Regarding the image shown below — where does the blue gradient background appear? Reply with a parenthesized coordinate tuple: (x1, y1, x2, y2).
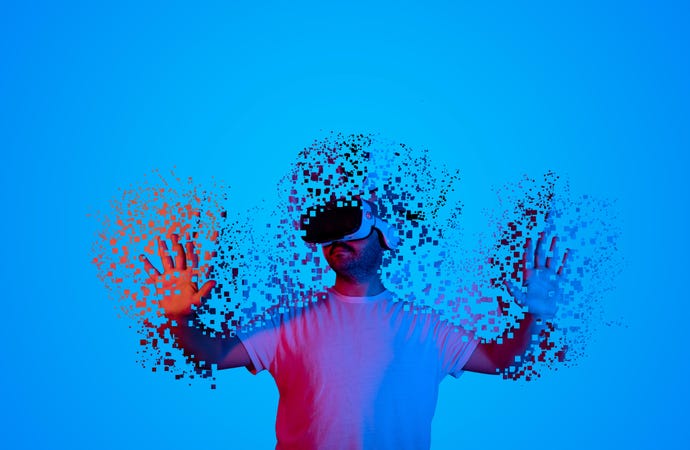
(1, 1, 688, 449)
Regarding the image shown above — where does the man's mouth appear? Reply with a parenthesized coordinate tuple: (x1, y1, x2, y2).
(330, 243, 353, 255)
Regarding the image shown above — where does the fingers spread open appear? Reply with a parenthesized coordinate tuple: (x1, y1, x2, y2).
(558, 248, 569, 275)
(503, 279, 516, 297)
(171, 234, 186, 270)
(157, 237, 174, 271)
(534, 232, 545, 268)
(503, 279, 526, 306)
(524, 237, 534, 274)
(195, 280, 217, 303)
(185, 241, 199, 269)
(139, 255, 160, 280)
(545, 236, 558, 269)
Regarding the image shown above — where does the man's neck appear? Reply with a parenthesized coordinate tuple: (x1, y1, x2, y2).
(333, 275, 385, 297)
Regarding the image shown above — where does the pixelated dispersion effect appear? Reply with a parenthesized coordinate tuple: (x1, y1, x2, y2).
(91, 170, 233, 384)
(92, 134, 620, 384)
(481, 172, 622, 380)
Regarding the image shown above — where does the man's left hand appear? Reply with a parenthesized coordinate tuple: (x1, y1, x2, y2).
(503, 232, 568, 318)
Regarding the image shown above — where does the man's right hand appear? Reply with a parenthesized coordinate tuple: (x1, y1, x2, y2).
(139, 234, 216, 318)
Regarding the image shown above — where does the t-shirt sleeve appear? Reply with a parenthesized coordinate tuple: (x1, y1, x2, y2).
(434, 318, 479, 378)
(235, 307, 283, 374)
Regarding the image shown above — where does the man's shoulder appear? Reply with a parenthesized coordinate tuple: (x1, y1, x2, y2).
(241, 291, 329, 327)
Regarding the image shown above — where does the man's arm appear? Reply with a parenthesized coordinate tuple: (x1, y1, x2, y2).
(140, 234, 251, 370)
(168, 313, 252, 370)
(463, 233, 566, 374)
(463, 313, 544, 374)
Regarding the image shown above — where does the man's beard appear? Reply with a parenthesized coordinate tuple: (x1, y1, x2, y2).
(329, 242, 382, 281)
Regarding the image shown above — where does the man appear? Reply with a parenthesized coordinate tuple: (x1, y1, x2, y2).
(140, 199, 564, 450)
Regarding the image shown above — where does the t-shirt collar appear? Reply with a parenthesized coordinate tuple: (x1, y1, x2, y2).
(327, 287, 392, 304)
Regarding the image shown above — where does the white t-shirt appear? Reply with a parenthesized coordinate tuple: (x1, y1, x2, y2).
(237, 288, 478, 450)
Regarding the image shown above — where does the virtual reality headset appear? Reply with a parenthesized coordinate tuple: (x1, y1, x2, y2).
(300, 199, 400, 250)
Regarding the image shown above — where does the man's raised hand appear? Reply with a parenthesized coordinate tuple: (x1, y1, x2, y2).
(139, 234, 216, 318)
(503, 232, 568, 318)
